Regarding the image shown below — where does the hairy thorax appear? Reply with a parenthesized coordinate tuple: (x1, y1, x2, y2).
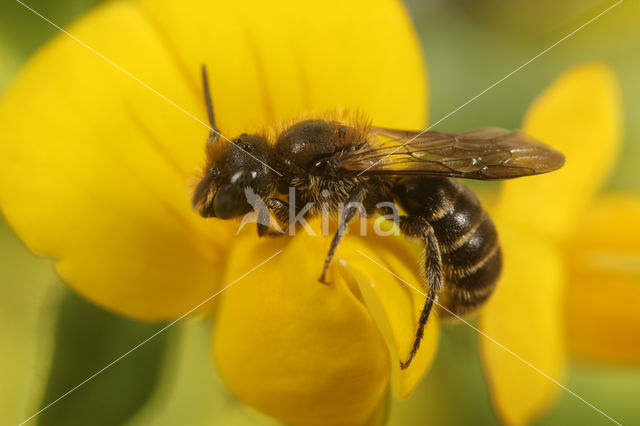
(288, 175, 365, 215)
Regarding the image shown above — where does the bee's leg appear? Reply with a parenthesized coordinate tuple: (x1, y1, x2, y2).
(397, 215, 442, 369)
(318, 185, 367, 284)
(257, 198, 290, 237)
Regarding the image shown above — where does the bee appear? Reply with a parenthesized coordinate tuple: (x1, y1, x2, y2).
(192, 66, 565, 369)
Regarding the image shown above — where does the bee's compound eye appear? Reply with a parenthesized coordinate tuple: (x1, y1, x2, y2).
(212, 169, 255, 219)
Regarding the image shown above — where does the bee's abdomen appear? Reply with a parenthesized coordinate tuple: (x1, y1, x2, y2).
(394, 177, 501, 316)
(439, 211, 501, 316)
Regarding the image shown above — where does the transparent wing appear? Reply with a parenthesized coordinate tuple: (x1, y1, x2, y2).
(337, 127, 565, 180)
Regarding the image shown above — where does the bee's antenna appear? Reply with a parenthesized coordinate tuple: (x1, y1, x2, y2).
(201, 64, 220, 144)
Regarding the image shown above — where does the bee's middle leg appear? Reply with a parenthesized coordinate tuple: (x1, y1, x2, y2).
(397, 215, 443, 369)
(318, 185, 367, 284)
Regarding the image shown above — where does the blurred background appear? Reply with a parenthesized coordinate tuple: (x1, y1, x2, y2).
(1, 0, 638, 425)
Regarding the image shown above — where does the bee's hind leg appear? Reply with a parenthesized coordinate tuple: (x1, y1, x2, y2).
(397, 215, 443, 369)
(318, 185, 367, 284)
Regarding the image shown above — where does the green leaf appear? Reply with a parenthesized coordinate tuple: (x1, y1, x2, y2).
(37, 286, 170, 426)
(128, 319, 280, 426)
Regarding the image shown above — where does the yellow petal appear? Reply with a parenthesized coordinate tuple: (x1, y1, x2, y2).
(565, 195, 640, 363)
(213, 223, 391, 426)
(498, 63, 622, 240)
(480, 217, 565, 425)
(0, 0, 426, 319)
(340, 224, 439, 399)
(0, 1, 235, 319)
(137, 0, 428, 132)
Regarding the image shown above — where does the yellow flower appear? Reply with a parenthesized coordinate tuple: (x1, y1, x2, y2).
(5, 0, 636, 423)
(565, 196, 640, 365)
(0, 0, 438, 424)
(479, 63, 640, 425)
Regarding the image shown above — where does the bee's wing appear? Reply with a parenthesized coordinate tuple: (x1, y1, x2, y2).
(337, 127, 565, 180)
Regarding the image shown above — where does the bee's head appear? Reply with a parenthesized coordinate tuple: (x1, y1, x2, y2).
(192, 133, 273, 219)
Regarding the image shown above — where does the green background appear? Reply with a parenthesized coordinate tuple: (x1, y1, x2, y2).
(1, 0, 638, 425)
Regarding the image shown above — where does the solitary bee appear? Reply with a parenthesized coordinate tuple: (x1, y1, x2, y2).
(192, 66, 565, 369)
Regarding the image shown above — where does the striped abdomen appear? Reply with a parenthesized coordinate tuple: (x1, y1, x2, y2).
(394, 177, 502, 316)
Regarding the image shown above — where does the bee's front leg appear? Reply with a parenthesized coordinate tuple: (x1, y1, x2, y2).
(257, 198, 290, 237)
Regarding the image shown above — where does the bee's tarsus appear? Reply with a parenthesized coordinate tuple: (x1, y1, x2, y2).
(317, 275, 331, 285)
